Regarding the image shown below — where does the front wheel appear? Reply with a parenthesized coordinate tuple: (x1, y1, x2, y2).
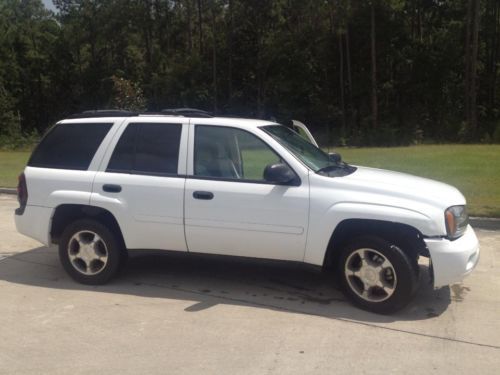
(59, 219, 122, 285)
(337, 236, 419, 314)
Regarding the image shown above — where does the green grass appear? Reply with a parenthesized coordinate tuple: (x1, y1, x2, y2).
(335, 144, 500, 217)
(241, 148, 280, 179)
(0, 151, 30, 188)
(1, 145, 499, 217)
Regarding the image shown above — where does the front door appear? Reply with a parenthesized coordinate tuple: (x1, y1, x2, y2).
(184, 124, 309, 261)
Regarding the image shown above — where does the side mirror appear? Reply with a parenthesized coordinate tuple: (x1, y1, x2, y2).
(263, 163, 297, 185)
(328, 152, 342, 163)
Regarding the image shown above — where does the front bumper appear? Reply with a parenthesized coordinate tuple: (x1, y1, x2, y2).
(425, 225, 480, 287)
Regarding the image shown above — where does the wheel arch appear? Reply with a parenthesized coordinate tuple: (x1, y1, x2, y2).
(50, 204, 125, 249)
(323, 218, 428, 269)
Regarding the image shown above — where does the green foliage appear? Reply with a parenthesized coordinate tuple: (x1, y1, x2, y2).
(0, 0, 499, 148)
(109, 76, 146, 111)
(493, 124, 500, 144)
(0, 86, 38, 150)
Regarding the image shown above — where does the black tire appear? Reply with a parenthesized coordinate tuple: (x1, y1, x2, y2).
(59, 219, 123, 285)
(337, 235, 419, 314)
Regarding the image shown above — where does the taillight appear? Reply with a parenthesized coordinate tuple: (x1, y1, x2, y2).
(17, 173, 28, 208)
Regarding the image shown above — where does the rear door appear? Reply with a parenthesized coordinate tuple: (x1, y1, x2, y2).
(91, 118, 188, 251)
(184, 123, 310, 261)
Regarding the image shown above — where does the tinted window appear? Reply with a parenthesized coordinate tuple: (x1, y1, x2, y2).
(28, 123, 113, 170)
(106, 124, 137, 172)
(107, 123, 182, 175)
(194, 126, 281, 181)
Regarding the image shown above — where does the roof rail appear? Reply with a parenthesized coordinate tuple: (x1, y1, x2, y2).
(161, 108, 213, 118)
(67, 108, 213, 119)
(67, 110, 139, 119)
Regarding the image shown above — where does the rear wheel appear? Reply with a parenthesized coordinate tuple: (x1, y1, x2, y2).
(59, 219, 122, 285)
(337, 236, 419, 314)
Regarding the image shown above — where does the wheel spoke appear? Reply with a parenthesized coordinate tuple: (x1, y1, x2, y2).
(360, 250, 370, 267)
(90, 234, 102, 246)
(345, 269, 358, 277)
(382, 284, 395, 294)
(360, 287, 370, 299)
(81, 256, 91, 267)
(379, 259, 391, 270)
(377, 272, 396, 294)
(77, 233, 87, 246)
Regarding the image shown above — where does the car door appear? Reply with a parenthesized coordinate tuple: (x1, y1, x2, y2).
(184, 123, 310, 261)
(91, 118, 188, 252)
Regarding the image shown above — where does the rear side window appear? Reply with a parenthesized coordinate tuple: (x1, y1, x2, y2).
(107, 122, 182, 175)
(28, 123, 113, 170)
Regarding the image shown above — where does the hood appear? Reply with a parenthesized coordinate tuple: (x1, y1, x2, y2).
(337, 166, 466, 210)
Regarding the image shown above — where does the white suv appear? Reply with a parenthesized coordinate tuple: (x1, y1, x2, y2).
(15, 109, 480, 314)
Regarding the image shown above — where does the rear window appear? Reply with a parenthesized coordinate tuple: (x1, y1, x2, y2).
(28, 123, 113, 170)
(107, 122, 182, 175)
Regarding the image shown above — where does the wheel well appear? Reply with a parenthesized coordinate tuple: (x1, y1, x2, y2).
(323, 219, 429, 269)
(51, 204, 125, 248)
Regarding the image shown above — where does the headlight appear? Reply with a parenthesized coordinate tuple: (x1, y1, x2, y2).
(445, 205, 468, 239)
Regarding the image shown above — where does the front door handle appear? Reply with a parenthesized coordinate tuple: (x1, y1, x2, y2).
(193, 191, 214, 200)
(103, 184, 122, 193)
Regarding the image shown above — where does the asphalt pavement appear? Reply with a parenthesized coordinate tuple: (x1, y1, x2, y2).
(0, 194, 499, 374)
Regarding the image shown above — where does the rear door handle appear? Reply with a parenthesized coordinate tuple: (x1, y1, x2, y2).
(103, 184, 122, 193)
(193, 191, 214, 200)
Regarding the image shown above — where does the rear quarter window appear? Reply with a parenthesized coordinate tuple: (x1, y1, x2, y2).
(28, 122, 113, 170)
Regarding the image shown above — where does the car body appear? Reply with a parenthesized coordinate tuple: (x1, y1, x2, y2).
(15, 110, 480, 313)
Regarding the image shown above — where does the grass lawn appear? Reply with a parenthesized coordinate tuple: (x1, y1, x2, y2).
(336, 144, 500, 217)
(0, 145, 498, 217)
(0, 151, 30, 188)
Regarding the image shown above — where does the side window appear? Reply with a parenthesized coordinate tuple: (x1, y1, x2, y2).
(194, 126, 282, 181)
(106, 123, 136, 172)
(28, 123, 113, 170)
(107, 122, 182, 175)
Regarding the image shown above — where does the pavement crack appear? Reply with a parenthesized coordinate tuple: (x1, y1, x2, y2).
(135, 278, 500, 351)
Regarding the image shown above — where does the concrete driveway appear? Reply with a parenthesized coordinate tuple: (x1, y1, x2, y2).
(0, 194, 499, 374)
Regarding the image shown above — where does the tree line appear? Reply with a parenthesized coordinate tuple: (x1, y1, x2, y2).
(0, 0, 499, 148)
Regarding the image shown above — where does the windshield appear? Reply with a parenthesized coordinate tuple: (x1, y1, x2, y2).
(262, 125, 334, 172)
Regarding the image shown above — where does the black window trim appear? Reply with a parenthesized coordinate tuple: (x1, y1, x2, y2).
(105, 121, 183, 177)
(105, 169, 183, 178)
(191, 124, 301, 187)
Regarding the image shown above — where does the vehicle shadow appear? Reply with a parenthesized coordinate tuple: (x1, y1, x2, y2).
(0, 246, 451, 323)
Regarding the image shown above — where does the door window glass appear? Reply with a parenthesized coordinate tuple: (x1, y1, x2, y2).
(107, 122, 182, 175)
(194, 126, 281, 181)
